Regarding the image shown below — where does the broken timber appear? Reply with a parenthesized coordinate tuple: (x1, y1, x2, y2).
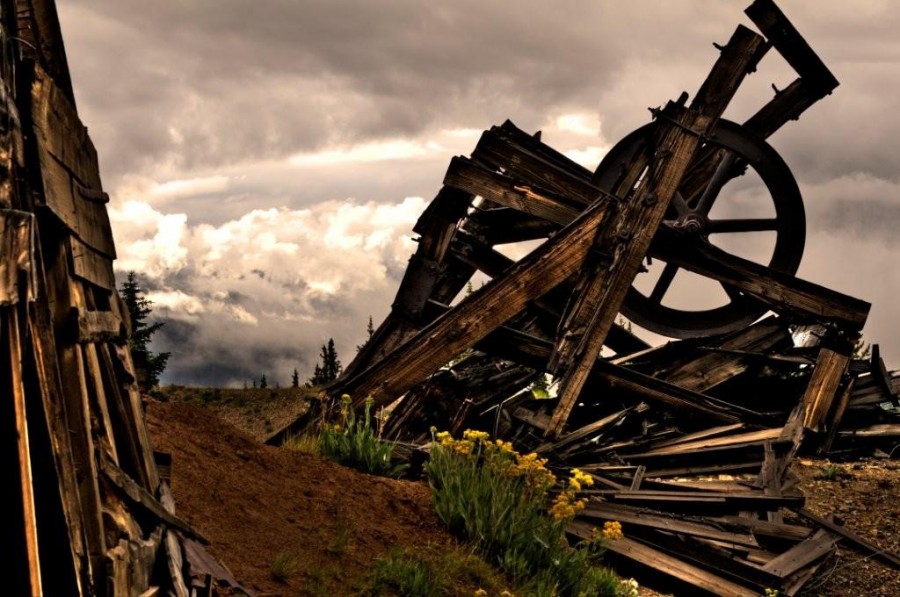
(262, 2, 900, 596)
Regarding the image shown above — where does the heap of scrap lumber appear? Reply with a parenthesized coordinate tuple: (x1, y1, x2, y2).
(271, 1, 900, 594)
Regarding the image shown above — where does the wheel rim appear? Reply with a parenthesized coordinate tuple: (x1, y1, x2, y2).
(593, 119, 806, 339)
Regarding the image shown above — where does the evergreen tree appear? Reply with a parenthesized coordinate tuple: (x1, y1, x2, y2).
(356, 315, 376, 352)
(308, 338, 342, 385)
(260, 374, 268, 389)
(291, 368, 300, 388)
(120, 272, 170, 392)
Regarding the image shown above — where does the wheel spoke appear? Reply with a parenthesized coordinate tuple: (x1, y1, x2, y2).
(649, 261, 679, 304)
(671, 191, 691, 217)
(708, 218, 779, 234)
(693, 150, 738, 214)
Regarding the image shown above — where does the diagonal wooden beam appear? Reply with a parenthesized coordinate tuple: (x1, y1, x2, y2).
(545, 26, 768, 438)
(333, 199, 610, 405)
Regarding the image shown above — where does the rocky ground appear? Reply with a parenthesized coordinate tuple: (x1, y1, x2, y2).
(147, 388, 900, 596)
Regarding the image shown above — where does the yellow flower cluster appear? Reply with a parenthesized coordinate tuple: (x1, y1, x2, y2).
(511, 452, 556, 490)
(601, 521, 623, 541)
(549, 491, 587, 521)
(567, 468, 594, 492)
(463, 429, 490, 442)
(548, 469, 595, 521)
(473, 589, 487, 597)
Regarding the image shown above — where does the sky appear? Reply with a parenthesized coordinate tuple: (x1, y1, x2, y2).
(58, 1, 900, 387)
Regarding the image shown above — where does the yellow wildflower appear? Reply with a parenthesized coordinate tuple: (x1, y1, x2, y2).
(602, 520, 623, 541)
(474, 590, 488, 597)
(340, 394, 352, 405)
(463, 429, 490, 442)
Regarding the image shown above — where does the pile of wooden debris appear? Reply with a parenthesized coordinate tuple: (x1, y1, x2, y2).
(272, 1, 900, 594)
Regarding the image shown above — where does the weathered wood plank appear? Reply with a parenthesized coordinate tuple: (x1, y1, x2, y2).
(762, 528, 839, 578)
(333, 199, 609, 404)
(796, 508, 900, 570)
(581, 502, 759, 548)
(0, 211, 37, 305)
(745, 0, 839, 93)
(655, 234, 870, 331)
(802, 348, 850, 431)
(546, 26, 768, 438)
(5, 307, 44, 596)
(73, 307, 123, 343)
(578, 530, 760, 597)
(100, 458, 206, 544)
(69, 235, 116, 290)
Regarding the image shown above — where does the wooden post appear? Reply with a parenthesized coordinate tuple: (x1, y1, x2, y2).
(545, 26, 768, 438)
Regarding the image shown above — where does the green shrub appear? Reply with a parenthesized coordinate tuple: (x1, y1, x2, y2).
(425, 430, 622, 597)
(283, 432, 321, 455)
(271, 551, 298, 583)
(318, 395, 408, 478)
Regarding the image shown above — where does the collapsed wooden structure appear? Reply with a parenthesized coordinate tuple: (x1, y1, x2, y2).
(273, 1, 900, 594)
(2, 2, 243, 595)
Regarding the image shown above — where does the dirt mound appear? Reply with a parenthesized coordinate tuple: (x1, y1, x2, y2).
(146, 400, 455, 595)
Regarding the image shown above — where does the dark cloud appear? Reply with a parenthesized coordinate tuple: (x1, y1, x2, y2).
(60, 1, 900, 379)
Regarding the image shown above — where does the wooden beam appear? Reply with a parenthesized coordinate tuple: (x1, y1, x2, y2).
(545, 26, 768, 438)
(100, 458, 207, 544)
(655, 234, 870, 331)
(580, 531, 760, 597)
(802, 348, 850, 431)
(795, 508, 900, 570)
(333, 199, 609, 404)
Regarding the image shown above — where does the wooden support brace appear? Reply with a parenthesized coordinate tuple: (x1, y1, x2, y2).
(545, 26, 768, 438)
(333, 199, 609, 404)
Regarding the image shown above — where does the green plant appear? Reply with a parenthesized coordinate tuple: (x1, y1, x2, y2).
(318, 395, 408, 478)
(368, 550, 439, 597)
(283, 432, 321, 455)
(425, 430, 621, 596)
(271, 551, 298, 583)
(119, 271, 171, 390)
(815, 463, 841, 481)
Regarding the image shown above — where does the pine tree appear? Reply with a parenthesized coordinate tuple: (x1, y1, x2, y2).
(356, 315, 376, 352)
(120, 272, 170, 391)
(308, 338, 342, 385)
(260, 374, 268, 389)
(291, 368, 300, 388)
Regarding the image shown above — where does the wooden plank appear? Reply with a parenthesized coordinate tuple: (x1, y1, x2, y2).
(655, 234, 870, 331)
(0, 211, 36, 305)
(537, 406, 636, 454)
(546, 26, 768, 438)
(100, 457, 207, 544)
(837, 424, 900, 438)
(762, 528, 839, 578)
(802, 348, 850, 431)
(160, 481, 190, 597)
(590, 359, 760, 424)
(74, 308, 124, 343)
(795, 508, 900, 570)
(586, 532, 760, 597)
(644, 423, 745, 451)
(629, 428, 782, 458)
(31, 65, 116, 257)
(472, 127, 598, 205)
(581, 502, 759, 548)
(5, 307, 43, 596)
(706, 515, 811, 542)
(821, 377, 854, 453)
(745, 0, 839, 93)
(444, 157, 581, 226)
(332, 199, 609, 405)
(657, 318, 790, 392)
(68, 235, 116, 291)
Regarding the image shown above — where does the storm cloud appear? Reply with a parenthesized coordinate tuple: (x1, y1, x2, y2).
(58, 1, 900, 384)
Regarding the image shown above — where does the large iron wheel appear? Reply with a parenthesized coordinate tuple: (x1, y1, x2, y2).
(593, 119, 806, 339)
